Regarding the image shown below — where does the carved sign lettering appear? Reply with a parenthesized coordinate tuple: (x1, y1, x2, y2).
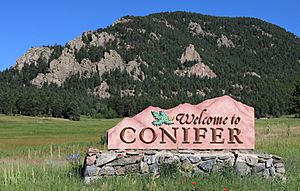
(108, 95, 255, 149)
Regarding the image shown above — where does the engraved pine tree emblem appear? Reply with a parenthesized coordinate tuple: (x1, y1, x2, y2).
(151, 111, 174, 126)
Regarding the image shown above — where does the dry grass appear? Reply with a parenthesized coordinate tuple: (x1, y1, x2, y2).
(0, 115, 299, 190)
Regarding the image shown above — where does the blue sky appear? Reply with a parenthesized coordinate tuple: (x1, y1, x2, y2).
(0, 0, 299, 71)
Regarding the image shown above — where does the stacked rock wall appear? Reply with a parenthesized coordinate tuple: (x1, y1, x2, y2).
(83, 149, 285, 184)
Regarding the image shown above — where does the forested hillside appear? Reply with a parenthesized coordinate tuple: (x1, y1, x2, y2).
(0, 11, 300, 120)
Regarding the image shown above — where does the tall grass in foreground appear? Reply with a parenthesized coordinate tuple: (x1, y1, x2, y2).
(0, 145, 300, 191)
(1, 164, 299, 191)
(0, 115, 300, 190)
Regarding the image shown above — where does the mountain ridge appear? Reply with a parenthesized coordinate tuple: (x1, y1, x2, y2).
(1, 11, 300, 119)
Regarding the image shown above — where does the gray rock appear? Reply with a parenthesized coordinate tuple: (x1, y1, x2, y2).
(178, 155, 189, 161)
(178, 150, 195, 154)
(246, 156, 258, 166)
(163, 156, 180, 164)
(83, 150, 285, 181)
(238, 150, 251, 154)
(258, 158, 265, 163)
(126, 151, 140, 155)
(258, 154, 272, 159)
(235, 161, 251, 176)
(193, 167, 205, 175)
(198, 159, 216, 172)
(144, 150, 156, 155)
(140, 161, 149, 174)
(84, 165, 99, 176)
(85, 155, 97, 166)
(212, 162, 224, 173)
(157, 152, 173, 158)
(253, 163, 265, 173)
(265, 159, 273, 168)
(149, 164, 159, 174)
(276, 167, 285, 174)
(273, 158, 283, 163)
(201, 156, 216, 161)
(147, 155, 157, 165)
(181, 159, 193, 172)
(269, 167, 276, 176)
(96, 153, 117, 167)
(125, 164, 140, 174)
(87, 148, 101, 156)
(99, 166, 115, 176)
(188, 156, 201, 164)
(111, 155, 143, 166)
(272, 155, 282, 160)
(224, 158, 235, 167)
(262, 169, 270, 178)
(274, 163, 284, 168)
(115, 166, 125, 175)
(218, 155, 230, 160)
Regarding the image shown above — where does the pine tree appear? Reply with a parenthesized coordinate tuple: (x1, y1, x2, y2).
(290, 81, 300, 117)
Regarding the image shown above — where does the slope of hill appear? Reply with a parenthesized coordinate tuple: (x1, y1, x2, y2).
(0, 11, 300, 119)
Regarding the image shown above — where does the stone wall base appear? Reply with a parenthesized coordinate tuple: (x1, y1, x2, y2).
(83, 149, 285, 184)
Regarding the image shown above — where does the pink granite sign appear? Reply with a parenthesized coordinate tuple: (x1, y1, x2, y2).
(108, 95, 255, 150)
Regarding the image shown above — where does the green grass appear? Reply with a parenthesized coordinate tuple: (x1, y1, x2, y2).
(0, 114, 300, 190)
(0, 115, 121, 157)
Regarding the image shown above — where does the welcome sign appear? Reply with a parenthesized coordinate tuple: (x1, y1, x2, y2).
(108, 95, 255, 150)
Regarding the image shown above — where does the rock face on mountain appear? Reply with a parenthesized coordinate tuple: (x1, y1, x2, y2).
(98, 50, 124, 76)
(188, 22, 216, 37)
(93, 81, 110, 98)
(31, 49, 93, 87)
(14, 47, 53, 71)
(175, 63, 217, 78)
(89, 32, 116, 47)
(217, 34, 235, 48)
(175, 44, 217, 78)
(25, 32, 135, 87)
(179, 44, 202, 63)
(126, 57, 147, 81)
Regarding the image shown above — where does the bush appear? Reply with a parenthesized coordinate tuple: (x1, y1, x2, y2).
(159, 161, 180, 177)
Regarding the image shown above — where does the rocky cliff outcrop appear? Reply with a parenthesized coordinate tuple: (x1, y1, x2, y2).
(112, 17, 132, 26)
(152, 17, 174, 29)
(97, 50, 124, 76)
(179, 44, 202, 64)
(23, 28, 147, 88)
(188, 22, 216, 37)
(67, 35, 85, 52)
(93, 81, 110, 99)
(217, 34, 235, 48)
(126, 57, 147, 81)
(175, 44, 217, 78)
(89, 32, 116, 47)
(14, 47, 53, 71)
(31, 49, 97, 87)
(175, 63, 217, 78)
(21, 30, 118, 87)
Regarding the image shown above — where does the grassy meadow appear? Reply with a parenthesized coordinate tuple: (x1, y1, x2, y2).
(0, 114, 300, 190)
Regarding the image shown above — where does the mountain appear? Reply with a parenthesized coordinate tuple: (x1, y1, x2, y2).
(0, 11, 300, 119)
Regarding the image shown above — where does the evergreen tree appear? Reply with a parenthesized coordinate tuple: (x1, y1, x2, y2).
(290, 81, 300, 117)
(63, 101, 80, 121)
